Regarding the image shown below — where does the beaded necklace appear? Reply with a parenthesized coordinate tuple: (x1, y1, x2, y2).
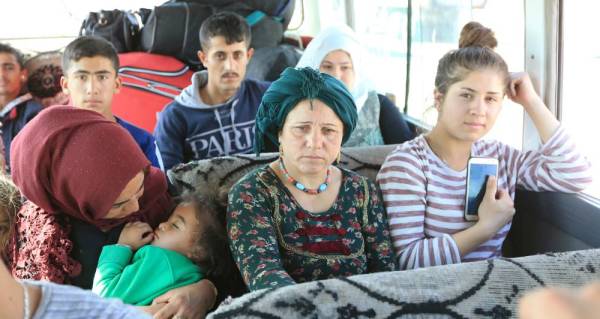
(278, 159, 331, 195)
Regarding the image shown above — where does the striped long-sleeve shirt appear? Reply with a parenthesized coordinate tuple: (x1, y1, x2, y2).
(25, 280, 150, 319)
(376, 126, 592, 270)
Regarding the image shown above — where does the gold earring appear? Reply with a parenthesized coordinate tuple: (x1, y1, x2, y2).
(279, 145, 284, 158)
(337, 152, 341, 164)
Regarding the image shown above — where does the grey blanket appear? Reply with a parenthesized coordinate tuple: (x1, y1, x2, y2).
(209, 249, 600, 319)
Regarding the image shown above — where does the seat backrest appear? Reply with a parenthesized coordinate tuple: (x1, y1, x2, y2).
(167, 144, 397, 198)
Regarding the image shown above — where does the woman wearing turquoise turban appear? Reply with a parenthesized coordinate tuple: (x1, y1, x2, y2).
(227, 67, 396, 291)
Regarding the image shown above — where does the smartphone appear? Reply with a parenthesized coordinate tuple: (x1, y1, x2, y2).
(464, 157, 499, 221)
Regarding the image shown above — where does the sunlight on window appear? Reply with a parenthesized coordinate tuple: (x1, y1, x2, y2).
(562, 1, 600, 198)
(351, 0, 524, 149)
(0, 0, 164, 52)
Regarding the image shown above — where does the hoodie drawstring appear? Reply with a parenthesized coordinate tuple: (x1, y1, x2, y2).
(213, 100, 240, 156)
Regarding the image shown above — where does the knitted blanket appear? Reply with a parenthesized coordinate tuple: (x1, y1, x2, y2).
(208, 249, 600, 319)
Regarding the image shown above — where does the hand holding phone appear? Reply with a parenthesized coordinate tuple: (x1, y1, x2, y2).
(464, 157, 499, 221)
(476, 176, 515, 235)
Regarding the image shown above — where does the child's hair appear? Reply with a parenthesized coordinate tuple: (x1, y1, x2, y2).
(0, 175, 23, 253)
(435, 21, 509, 96)
(180, 187, 247, 299)
(26, 51, 64, 98)
(180, 190, 233, 274)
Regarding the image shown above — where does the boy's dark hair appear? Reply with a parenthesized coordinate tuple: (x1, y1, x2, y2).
(0, 43, 25, 68)
(199, 12, 251, 51)
(0, 175, 23, 254)
(62, 36, 119, 74)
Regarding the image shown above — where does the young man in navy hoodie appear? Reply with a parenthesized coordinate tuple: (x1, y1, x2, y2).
(61, 37, 164, 170)
(154, 12, 270, 170)
(0, 43, 42, 172)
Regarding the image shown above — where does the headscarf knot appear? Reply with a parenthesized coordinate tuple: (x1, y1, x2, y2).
(254, 67, 358, 155)
(300, 69, 325, 99)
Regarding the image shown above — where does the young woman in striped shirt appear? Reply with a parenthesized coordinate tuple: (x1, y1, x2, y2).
(377, 22, 592, 270)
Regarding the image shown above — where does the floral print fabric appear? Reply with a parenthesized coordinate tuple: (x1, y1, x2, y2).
(228, 165, 395, 291)
(8, 201, 81, 283)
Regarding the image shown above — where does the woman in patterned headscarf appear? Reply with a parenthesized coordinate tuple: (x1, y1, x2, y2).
(297, 24, 414, 146)
(228, 67, 396, 291)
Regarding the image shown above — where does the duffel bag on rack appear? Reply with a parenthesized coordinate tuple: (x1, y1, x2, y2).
(80, 9, 150, 52)
(140, 2, 215, 68)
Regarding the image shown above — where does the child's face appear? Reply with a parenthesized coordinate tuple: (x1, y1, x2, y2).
(151, 203, 201, 258)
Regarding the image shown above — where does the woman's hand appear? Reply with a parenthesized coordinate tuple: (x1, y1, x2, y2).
(117, 221, 154, 251)
(452, 176, 515, 256)
(475, 176, 515, 238)
(507, 72, 560, 143)
(507, 72, 543, 109)
(138, 302, 168, 316)
(151, 280, 217, 319)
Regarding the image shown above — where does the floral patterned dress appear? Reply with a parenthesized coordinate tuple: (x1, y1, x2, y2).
(227, 165, 396, 291)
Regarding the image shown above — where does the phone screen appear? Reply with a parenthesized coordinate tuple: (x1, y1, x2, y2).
(466, 163, 498, 216)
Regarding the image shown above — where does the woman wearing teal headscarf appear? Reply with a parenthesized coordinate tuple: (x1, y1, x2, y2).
(227, 67, 395, 291)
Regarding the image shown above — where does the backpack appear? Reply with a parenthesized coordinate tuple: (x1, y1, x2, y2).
(112, 52, 193, 132)
(79, 9, 151, 52)
(171, 0, 295, 29)
(246, 44, 302, 81)
(139, 2, 215, 68)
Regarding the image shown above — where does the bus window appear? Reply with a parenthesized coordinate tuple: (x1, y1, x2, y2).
(0, 0, 164, 52)
(561, 1, 600, 198)
(347, 0, 525, 149)
(291, 0, 349, 35)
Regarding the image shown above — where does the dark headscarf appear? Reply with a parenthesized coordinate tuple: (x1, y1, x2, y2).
(254, 67, 358, 155)
(11, 106, 170, 228)
(8, 106, 172, 283)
